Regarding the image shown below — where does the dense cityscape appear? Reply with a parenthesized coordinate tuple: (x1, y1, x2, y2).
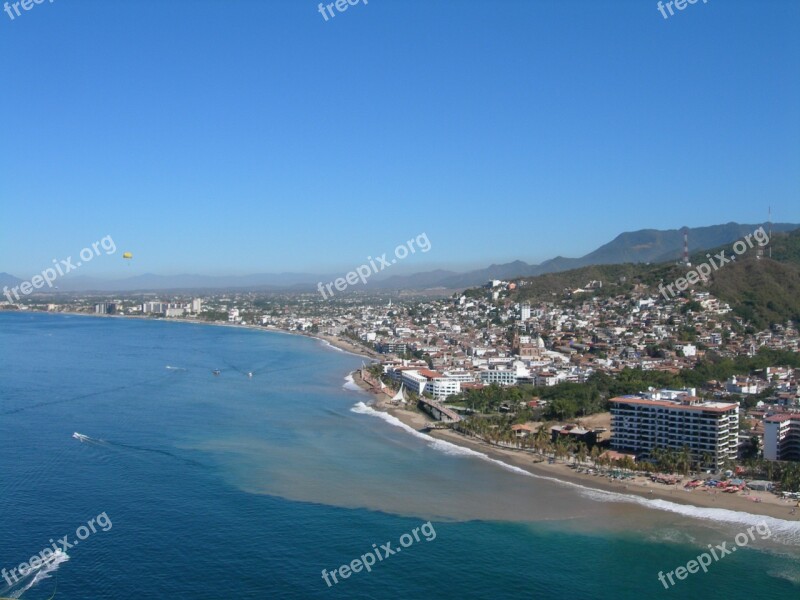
(7, 273, 800, 498)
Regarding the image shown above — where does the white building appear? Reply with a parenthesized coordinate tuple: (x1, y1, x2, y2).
(191, 298, 202, 313)
(442, 371, 476, 383)
(726, 376, 759, 395)
(397, 369, 461, 401)
(642, 388, 697, 401)
(534, 371, 559, 387)
(520, 303, 531, 321)
(478, 369, 517, 386)
(610, 395, 739, 469)
(430, 377, 461, 401)
(764, 414, 800, 461)
(142, 302, 168, 314)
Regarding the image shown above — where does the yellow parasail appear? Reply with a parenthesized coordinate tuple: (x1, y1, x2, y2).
(122, 252, 133, 259)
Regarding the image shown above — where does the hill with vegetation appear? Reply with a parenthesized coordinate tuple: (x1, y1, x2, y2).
(491, 228, 800, 328)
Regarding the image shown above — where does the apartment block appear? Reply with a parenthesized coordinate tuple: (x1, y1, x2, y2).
(610, 395, 739, 469)
(764, 414, 800, 461)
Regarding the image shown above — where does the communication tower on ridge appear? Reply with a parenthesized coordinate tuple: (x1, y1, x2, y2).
(682, 227, 691, 266)
(757, 207, 773, 261)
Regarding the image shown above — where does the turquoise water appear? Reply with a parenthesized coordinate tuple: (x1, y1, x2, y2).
(1, 313, 798, 599)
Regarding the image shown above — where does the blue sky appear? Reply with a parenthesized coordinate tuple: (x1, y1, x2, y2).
(1, 0, 799, 278)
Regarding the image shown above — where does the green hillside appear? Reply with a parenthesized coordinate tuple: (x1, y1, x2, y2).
(499, 228, 800, 328)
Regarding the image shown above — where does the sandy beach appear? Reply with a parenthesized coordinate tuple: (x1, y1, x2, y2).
(350, 370, 800, 522)
(47, 312, 800, 521)
(56, 311, 383, 359)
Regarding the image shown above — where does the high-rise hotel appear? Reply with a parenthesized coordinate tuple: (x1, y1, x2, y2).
(764, 414, 800, 461)
(609, 394, 739, 469)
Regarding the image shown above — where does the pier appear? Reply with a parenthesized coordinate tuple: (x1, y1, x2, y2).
(417, 397, 462, 423)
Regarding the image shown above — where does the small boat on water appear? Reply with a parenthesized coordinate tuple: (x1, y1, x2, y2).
(212, 369, 221, 376)
(72, 432, 89, 442)
(247, 372, 253, 378)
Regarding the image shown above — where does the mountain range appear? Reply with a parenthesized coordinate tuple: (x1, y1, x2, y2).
(2, 222, 797, 293)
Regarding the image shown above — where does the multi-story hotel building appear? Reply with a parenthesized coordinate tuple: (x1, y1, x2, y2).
(609, 395, 739, 469)
(763, 414, 800, 461)
(392, 368, 462, 402)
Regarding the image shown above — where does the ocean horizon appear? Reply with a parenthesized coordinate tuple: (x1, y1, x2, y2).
(1, 312, 798, 598)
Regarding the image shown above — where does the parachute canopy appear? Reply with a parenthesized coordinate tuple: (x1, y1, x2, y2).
(122, 252, 133, 259)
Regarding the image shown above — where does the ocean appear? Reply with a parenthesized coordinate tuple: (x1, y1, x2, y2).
(1, 312, 798, 599)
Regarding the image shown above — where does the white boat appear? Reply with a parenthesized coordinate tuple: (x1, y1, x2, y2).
(72, 432, 89, 442)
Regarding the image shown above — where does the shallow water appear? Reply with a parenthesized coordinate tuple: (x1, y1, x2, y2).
(1, 313, 797, 598)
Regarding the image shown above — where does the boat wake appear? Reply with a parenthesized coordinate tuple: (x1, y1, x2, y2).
(350, 401, 800, 545)
(72, 432, 103, 445)
(71, 433, 204, 467)
(0, 549, 68, 599)
(1, 372, 174, 417)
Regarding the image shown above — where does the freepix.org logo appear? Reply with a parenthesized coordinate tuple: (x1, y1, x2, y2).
(3, 0, 56, 22)
(658, 226, 768, 301)
(317, 233, 431, 300)
(3, 235, 117, 303)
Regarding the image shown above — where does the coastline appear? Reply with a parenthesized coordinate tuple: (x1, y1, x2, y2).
(349, 370, 800, 523)
(46, 310, 382, 360)
(18, 312, 800, 523)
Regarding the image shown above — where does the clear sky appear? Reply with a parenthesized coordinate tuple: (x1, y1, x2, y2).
(2, 0, 799, 278)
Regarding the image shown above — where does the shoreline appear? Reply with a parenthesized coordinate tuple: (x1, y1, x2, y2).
(40, 310, 382, 361)
(349, 370, 800, 523)
(18, 311, 800, 522)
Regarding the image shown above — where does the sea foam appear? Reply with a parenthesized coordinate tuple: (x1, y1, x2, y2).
(2, 549, 69, 599)
(350, 401, 800, 545)
(342, 374, 365, 392)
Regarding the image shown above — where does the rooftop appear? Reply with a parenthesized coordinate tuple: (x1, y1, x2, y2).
(609, 395, 738, 413)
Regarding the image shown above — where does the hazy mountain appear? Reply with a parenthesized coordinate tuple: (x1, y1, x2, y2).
(4, 222, 797, 293)
(33, 272, 330, 293)
(0, 273, 23, 289)
(372, 222, 799, 290)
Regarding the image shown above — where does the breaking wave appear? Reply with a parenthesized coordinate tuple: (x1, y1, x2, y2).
(342, 373, 364, 392)
(350, 401, 800, 546)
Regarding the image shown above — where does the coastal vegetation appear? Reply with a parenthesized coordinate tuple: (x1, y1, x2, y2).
(444, 348, 800, 421)
(502, 228, 800, 328)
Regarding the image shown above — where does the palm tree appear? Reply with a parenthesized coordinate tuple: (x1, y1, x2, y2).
(576, 442, 588, 466)
(702, 452, 713, 473)
(534, 425, 550, 456)
(566, 439, 577, 464)
(590, 445, 600, 466)
(679, 446, 693, 477)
